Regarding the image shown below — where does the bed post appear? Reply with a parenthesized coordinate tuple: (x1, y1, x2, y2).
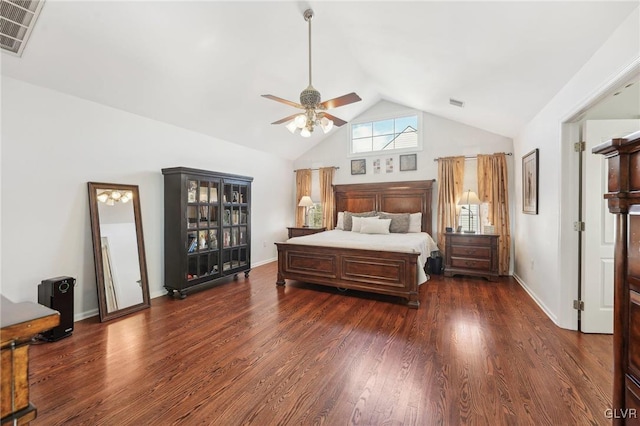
(275, 244, 286, 285)
(407, 293, 419, 309)
(407, 255, 419, 308)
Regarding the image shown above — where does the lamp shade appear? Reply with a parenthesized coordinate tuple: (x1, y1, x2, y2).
(295, 114, 307, 129)
(298, 195, 314, 207)
(320, 117, 334, 133)
(457, 190, 481, 206)
(286, 121, 298, 133)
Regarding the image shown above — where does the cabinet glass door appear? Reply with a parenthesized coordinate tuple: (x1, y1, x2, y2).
(186, 178, 221, 282)
(220, 181, 249, 274)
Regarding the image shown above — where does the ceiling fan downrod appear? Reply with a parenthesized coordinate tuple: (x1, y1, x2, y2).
(304, 9, 313, 88)
(300, 9, 321, 109)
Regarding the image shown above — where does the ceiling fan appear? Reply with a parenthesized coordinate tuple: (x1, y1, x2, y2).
(262, 9, 361, 137)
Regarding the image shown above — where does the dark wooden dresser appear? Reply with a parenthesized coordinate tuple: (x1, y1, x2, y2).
(593, 130, 640, 424)
(287, 227, 326, 239)
(1, 295, 59, 424)
(444, 232, 499, 281)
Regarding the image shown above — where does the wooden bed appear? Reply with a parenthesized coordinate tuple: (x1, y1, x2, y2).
(275, 180, 435, 308)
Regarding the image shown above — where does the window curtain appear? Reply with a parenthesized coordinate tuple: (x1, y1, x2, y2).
(477, 153, 511, 275)
(295, 169, 312, 227)
(319, 167, 336, 230)
(437, 156, 465, 252)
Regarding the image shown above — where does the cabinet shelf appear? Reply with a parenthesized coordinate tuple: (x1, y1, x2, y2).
(162, 167, 253, 298)
(187, 248, 219, 255)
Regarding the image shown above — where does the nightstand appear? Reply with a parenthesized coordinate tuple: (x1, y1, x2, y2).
(444, 232, 499, 281)
(287, 227, 326, 238)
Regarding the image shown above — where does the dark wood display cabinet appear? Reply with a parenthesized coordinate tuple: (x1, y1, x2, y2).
(162, 167, 253, 298)
(593, 131, 640, 424)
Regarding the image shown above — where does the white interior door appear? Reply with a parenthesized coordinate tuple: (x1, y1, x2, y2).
(582, 119, 640, 333)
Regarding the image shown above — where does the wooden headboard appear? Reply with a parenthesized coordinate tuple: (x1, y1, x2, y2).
(333, 180, 435, 235)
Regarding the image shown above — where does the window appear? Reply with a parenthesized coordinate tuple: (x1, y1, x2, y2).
(351, 115, 419, 155)
(459, 204, 479, 233)
(309, 203, 323, 227)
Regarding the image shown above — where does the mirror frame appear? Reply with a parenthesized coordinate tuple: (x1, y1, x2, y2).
(88, 182, 150, 322)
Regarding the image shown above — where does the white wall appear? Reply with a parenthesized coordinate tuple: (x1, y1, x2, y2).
(513, 6, 639, 329)
(294, 100, 514, 253)
(0, 77, 294, 319)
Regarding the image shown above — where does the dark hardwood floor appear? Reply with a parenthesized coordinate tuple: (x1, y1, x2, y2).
(28, 262, 613, 425)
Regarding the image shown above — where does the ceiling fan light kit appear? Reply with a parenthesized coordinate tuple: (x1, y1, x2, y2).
(262, 9, 361, 137)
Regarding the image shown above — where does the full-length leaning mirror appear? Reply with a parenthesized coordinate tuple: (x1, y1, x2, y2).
(88, 182, 150, 322)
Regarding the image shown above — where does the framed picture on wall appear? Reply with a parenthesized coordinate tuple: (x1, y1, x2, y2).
(522, 148, 538, 214)
(399, 154, 417, 171)
(351, 159, 366, 175)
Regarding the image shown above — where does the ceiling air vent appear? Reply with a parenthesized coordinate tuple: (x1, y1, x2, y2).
(449, 98, 465, 108)
(0, 0, 45, 56)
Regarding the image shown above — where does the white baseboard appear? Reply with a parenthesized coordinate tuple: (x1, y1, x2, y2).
(512, 273, 559, 326)
(151, 289, 167, 299)
(251, 257, 277, 268)
(74, 308, 98, 322)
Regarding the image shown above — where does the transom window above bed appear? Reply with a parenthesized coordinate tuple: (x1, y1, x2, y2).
(350, 114, 421, 155)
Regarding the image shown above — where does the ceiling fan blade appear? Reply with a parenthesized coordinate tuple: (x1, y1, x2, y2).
(322, 113, 348, 127)
(271, 113, 300, 125)
(320, 93, 362, 110)
(261, 94, 304, 109)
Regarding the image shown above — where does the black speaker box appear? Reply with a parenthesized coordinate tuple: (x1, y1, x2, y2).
(38, 276, 75, 341)
(428, 256, 443, 275)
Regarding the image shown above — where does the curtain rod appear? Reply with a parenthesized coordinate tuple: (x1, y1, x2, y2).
(433, 152, 512, 162)
(293, 166, 340, 173)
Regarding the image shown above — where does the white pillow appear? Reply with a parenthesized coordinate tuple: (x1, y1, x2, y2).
(351, 215, 379, 232)
(408, 212, 422, 233)
(360, 218, 391, 234)
(336, 212, 344, 230)
(379, 211, 422, 232)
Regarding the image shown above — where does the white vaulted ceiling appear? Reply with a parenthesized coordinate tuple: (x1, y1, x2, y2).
(1, 1, 637, 160)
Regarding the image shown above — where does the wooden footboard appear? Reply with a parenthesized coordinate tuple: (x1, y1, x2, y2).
(275, 242, 420, 308)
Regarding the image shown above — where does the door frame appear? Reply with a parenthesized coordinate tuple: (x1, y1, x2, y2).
(558, 60, 639, 330)
(582, 119, 640, 333)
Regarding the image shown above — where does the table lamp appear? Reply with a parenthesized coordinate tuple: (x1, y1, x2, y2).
(298, 195, 314, 227)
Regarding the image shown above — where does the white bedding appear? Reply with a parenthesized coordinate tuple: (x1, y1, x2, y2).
(286, 229, 439, 284)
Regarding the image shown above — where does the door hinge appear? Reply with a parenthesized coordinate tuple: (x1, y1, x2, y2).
(573, 221, 585, 231)
(574, 141, 585, 152)
(573, 300, 585, 311)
